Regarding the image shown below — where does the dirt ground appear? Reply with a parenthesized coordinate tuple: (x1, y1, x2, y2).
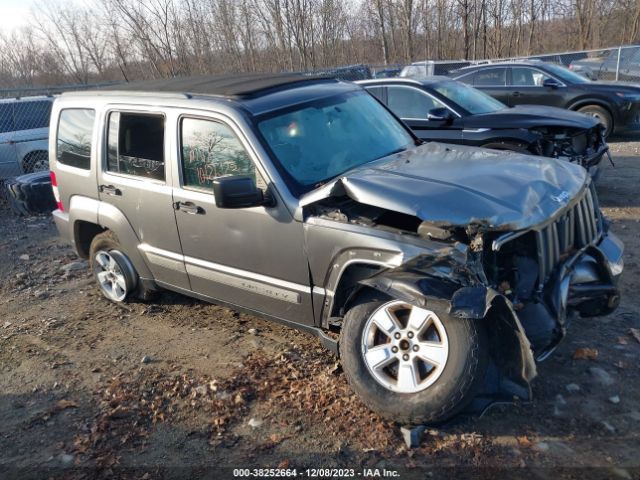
(1, 141, 640, 480)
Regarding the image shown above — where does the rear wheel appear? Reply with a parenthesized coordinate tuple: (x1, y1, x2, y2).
(89, 230, 155, 302)
(577, 105, 612, 138)
(22, 151, 49, 173)
(339, 295, 488, 424)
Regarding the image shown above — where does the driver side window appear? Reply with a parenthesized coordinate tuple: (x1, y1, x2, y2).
(181, 118, 264, 192)
(386, 86, 447, 119)
(511, 67, 551, 86)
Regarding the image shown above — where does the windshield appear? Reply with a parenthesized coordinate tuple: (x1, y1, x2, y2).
(257, 91, 414, 193)
(544, 63, 590, 84)
(433, 81, 506, 114)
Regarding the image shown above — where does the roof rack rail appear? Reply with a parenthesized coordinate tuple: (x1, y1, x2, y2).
(61, 90, 193, 99)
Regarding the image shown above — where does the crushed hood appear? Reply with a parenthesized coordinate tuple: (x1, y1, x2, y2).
(301, 142, 588, 231)
(464, 105, 599, 130)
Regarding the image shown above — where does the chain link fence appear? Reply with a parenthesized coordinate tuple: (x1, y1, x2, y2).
(402, 45, 640, 81)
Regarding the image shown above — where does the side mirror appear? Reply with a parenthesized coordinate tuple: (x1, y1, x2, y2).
(213, 176, 267, 209)
(426, 107, 454, 123)
(543, 77, 562, 88)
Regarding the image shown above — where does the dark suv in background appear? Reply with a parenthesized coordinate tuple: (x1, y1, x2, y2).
(449, 61, 640, 137)
(358, 77, 608, 178)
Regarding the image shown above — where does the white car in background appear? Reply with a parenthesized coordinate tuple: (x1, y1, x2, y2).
(0, 96, 53, 178)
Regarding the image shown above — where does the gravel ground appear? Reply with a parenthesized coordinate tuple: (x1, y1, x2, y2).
(1, 142, 639, 479)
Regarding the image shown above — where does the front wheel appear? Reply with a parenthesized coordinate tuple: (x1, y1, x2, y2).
(577, 105, 613, 138)
(340, 296, 488, 424)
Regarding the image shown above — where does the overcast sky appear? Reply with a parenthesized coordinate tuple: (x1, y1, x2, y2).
(0, 0, 34, 33)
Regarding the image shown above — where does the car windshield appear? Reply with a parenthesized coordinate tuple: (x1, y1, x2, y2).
(257, 91, 414, 193)
(432, 81, 506, 114)
(544, 63, 590, 84)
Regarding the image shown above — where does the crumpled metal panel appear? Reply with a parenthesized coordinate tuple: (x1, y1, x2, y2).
(300, 142, 588, 232)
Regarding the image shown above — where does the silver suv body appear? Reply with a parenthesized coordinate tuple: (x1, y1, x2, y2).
(0, 96, 53, 178)
(50, 75, 624, 424)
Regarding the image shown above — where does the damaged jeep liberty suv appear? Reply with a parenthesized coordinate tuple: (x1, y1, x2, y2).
(50, 74, 624, 424)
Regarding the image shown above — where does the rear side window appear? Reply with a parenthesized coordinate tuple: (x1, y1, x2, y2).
(473, 68, 507, 86)
(57, 109, 95, 170)
(107, 112, 165, 181)
(365, 86, 385, 102)
(180, 117, 256, 191)
(14, 100, 53, 131)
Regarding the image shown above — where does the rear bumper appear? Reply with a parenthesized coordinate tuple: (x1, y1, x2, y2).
(52, 209, 73, 246)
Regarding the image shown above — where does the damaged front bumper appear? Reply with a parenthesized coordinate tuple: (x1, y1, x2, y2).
(518, 230, 623, 361)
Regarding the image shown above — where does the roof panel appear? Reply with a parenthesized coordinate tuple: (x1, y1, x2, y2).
(101, 73, 335, 98)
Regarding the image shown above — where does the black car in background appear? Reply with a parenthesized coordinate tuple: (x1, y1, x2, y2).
(448, 61, 640, 137)
(358, 77, 608, 178)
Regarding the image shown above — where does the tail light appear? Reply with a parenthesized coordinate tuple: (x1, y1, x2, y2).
(50, 171, 63, 212)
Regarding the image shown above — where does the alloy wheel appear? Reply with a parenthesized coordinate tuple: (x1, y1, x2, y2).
(361, 300, 449, 393)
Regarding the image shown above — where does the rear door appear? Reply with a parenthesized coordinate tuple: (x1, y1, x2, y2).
(0, 103, 18, 177)
(97, 107, 189, 289)
(171, 112, 313, 323)
(470, 67, 510, 104)
(507, 66, 565, 107)
(373, 84, 464, 143)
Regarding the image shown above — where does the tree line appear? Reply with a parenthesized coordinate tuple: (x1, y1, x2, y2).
(1, 0, 640, 88)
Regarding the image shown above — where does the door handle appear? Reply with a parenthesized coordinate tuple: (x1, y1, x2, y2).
(512, 91, 522, 97)
(174, 201, 204, 215)
(99, 184, 122, 196)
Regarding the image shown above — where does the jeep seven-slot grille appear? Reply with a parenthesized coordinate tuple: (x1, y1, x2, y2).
(535, 184, 602, 284)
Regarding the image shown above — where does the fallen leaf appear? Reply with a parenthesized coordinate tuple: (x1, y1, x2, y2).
(517, 436, 532, 447)
(269, 433, 282, 444)
(617, 336, 628, 345)
(55, 400, 79, 411)
(629, 328, 640, 344)
(572, 348, 598, 360)
(277, 459, 290, 469)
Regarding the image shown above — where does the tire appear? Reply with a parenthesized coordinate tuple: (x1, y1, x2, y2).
(89, 230, 156, 302)
(2, 171, 56, 216)
(22, 150, 49, 173)
(339, 294, 488, 424)
(577, 105, 613, 138)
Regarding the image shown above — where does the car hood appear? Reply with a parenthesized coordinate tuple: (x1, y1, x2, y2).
(464, 105, 599, 130)
(301, 142, 588, 232)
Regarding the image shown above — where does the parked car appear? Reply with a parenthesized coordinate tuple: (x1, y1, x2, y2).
(449, 61, 640, 137)
(50, 74, 623, 424)
(0, 96, 53, 178)
(569, 47, 640, 81)
(357, 77, 608, 179)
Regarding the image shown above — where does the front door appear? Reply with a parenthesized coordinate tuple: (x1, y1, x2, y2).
(171, 113, 313, 324)
(507, 67, 565, 108)
(97, 108, 189, 289)
(383, 85, 464, 143)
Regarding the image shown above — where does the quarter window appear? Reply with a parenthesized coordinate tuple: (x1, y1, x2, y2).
(57, 108, 95, 170)
(474, 68, 507, 86)
(180, 118, 257, 191)
(107, 112, 165, 181)
(386, 86, 447, 119)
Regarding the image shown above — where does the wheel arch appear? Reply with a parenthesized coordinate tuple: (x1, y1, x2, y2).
(67, 195, 154, 280)
(568, 98, 615, 123)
